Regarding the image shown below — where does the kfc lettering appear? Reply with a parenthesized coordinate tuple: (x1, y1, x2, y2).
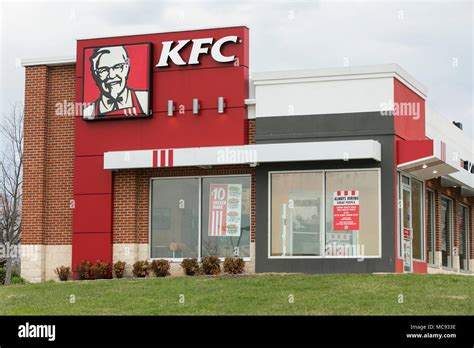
(156, 35, 239, 67)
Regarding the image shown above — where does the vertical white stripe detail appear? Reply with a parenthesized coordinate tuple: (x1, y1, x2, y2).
(157, 150, 161, 167)
(219, 210, 223, 236)
(210, 211, 215, 236)
(165, 149, 169, 167)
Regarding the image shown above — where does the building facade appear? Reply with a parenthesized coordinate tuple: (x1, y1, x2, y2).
(20, 26, 474, 282)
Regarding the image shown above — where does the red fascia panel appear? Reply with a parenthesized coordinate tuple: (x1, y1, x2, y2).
(153, 66, 248, 112)
(71, 232, 113, 279)
(413, 260, 428, 274)
(74, 155, 112, 195)
(73, 193, 112, 233)
(74, 107, 247, 156)
(393, 78, 426, 141)
(395, 258, 404, 273)
(396, 139, 433, 165)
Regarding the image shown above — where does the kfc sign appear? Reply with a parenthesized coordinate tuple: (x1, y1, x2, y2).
(81, 34, 240, 121)
(82, 43, 152, 120)
(156, 35, 239, 67)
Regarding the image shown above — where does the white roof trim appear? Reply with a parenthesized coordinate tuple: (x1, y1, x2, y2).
(251, 64, 427, 99)
(21, 56, 76, 67)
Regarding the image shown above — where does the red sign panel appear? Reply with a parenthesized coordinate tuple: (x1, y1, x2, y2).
(403, 227, 411, 240)
(82, 43, 152, 120)
(333, 190, 360, 231)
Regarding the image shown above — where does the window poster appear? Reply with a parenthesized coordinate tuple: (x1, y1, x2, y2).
(403, 227, 412, 268)
(208, 184, 242, 237)
(333, 190, 360, 231)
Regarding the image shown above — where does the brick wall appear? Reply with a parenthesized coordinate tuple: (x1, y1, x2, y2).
(113, 165, 257, 245)
(23, 64, 75, 246)
(248, 119, 256, 144)
(426, 178, 473, 259)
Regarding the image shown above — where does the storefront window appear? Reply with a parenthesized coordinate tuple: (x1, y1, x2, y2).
(201, 176, 251, 258)
(325, 170, 380, 257)
(411, 179, 423, 260)
(459, 205, 470, 271)
(270, 172, 323, 256)
(270, 169, 380, 258)
(150, 176, 251, 260)
(150, 178, 199, 258)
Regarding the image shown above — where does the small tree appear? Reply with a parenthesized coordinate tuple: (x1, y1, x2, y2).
(0, 103, 23, 285)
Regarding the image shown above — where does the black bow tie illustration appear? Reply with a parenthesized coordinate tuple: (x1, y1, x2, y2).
(106, 96, 124, 111)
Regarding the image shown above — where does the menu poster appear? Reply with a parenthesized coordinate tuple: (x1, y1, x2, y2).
(208, 184, 242, 237)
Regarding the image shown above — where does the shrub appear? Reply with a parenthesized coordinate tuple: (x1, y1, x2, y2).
(91, 260, 112, 279)
(75, 260, 92, 280)
(180, 258, 199, 276)
(113, 261, 126, 279)
(0, 267, 20, 285)
(223, 257, 245, 274)
(150, 259, 171, 277)
(132, 260, 149, 278)
(55, 266, 71, 281)
(0, 268, 5, 285)
(200, 256, 221, 275)
(11, 276, 26, 284)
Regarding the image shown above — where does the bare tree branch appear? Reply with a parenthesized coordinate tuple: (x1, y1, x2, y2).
(0, 102, 23, 285)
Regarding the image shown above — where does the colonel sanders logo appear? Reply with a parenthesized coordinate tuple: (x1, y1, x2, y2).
(83, 44, 151, 120)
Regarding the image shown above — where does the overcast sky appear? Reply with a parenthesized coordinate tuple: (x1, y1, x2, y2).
(0, 0, 472, 137)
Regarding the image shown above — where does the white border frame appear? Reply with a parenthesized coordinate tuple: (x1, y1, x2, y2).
(267, 168, 382, 259)
(148, 174, 252, 262)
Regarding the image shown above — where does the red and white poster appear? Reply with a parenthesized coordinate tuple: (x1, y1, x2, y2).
(82, 43, 152, 120)
(333, 190, 360, 231)
(402, 227, 412, 268)
(208, 184, 242, 237)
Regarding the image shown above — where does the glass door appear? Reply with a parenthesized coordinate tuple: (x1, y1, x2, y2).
(401, 176, 412, 272)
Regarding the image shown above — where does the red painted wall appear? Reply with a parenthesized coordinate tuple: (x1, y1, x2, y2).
(393, 79, 429, 273)
(396, 139, 433, 165)
(393, 78, 426, 141)
(72, 27, 249, 276)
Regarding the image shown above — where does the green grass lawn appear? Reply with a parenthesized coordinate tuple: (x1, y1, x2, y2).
(0, 273, 472, 315)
